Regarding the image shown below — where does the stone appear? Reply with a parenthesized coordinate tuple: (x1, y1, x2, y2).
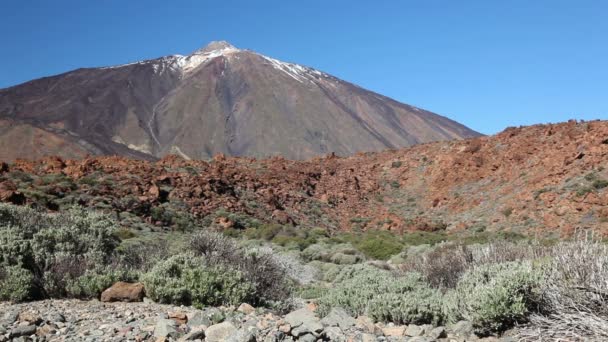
(9, 325, 37, 338)
(355, 315, 376, 334)
(226, 328, 256, 342)
(263, 331, 285, 342)
(278, 323, 291, 333)
(168, 311, 188, 325)
(154, 318, 178, 338)
(449, 320, 474, 337)
(409, 337, 432, 342)
(101, 282, 145, 302)
(405, 324, 425, 337)
(2, 311, 19, 324)
(180, 328, 205, 341)
(359, 333, 377, 342)
(47, 313, 66, 323)
(382, 325, 406, 337)
(205, 322, 237, 342)
(284, 308, 323, 336)
(187, 312, 212, 328)
(18, 312, 42, 326)
(36, 323, 57, 336)
(324, 326, 346, 342)
(298, 333, 317, 342)
(237, 303, 255, 315)
(321, 307, 356, 328)
(428, 326, 447, 339)
(206, 308, 226, 324)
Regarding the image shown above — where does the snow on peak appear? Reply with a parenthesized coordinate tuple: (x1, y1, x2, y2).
(257, 54, 328, 83)
(192, 41, 238, 55)
(100, 41, 240, 75)
(173, 41, 240, 74)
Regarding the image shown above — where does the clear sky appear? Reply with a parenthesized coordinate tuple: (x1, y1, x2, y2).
(0, 0, 606, 134)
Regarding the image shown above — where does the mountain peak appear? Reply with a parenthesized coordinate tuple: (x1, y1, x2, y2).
(193, 40, 238, 55)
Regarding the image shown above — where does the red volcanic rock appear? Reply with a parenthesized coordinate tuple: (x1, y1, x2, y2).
(0, 181, 25, 205)
(100, 282, 145, 302)
(149, 184, 161, 200)
(1, 120, 607, 237)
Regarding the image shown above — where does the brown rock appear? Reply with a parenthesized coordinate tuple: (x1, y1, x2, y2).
(237, 303, 255, 315)
(100, 282, 145, 302)
(168, 311, 188, 325)
(278, 323, 291, 333)
(382, 325, 406, 337)
(19, 311, 42, 325)
(0, 180, 25, 205)
(149, 185, 161, 200)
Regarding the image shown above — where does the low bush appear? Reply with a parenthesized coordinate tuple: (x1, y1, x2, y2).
(335, 231, 404, 260)
(402, 243, 473, 289)
(0, 265, 34, 302)
(142, 254, 253, 308)
(317, 264, 446, 325)
(189, 231, 292, 306)
(517, 235, 608, 340)
(0, 204, 119, 300)
(452, 261, 542, 335)
(66, 267, 138, 299)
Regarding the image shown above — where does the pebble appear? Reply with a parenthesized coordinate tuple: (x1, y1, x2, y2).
(0, 299, 517, 341)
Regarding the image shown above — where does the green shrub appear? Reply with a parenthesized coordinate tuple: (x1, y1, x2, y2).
(114, 228, 137, 240)
(355, 232, 403, 260)
(0, 265, 34, 302)
(143, 254, 253, 308)
(452, 261, 542, 335)
(66, 267, 138, 299)
(302, 243, 364, 264)
(0, 204, 119, 300)
(298, 285, 329, 299)
(307, 261, 341, 282)
(402, 231, 448, 246)
(317, 265, 446, 325)
(189, 231, 293, 306)
(592, 179, 608, 190)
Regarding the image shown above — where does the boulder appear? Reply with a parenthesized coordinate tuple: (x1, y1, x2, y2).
(320, 307, 355, 328)
(382, 325, 406, 337)
(298, 333, 317, 342)
(180, 328, 205, 341)
(100, 282, 145, 302)
(284, 308, 323, 336)
(237, 303, 255, 315)
(205, 322, 237, 342)
(168, 311, 188, 325)
(18, 312, 42, 326)
(428, 326, 447, 339)
(448, 320, 474, 338)
(405, 324, 425, 337)
(323, 326, 346, 342)
(154, 318, 178, 338)
(187, 312, 211, 328)
(355, 315, 377, 334)
(9, 325, 36, 338)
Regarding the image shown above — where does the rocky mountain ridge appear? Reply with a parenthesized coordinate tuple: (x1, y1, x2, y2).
(1, 119, 606, 236)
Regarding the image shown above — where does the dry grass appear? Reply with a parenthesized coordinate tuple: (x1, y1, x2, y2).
(517, 232, 608, 341)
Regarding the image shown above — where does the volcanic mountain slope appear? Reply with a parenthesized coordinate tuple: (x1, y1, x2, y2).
(0, 41, 480, 161)
(1, 120, 606, 237)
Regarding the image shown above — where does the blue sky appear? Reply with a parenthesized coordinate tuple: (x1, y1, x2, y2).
(0, 0, 606, 134)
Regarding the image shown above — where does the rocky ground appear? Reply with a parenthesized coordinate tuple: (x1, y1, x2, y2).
(1, 120, 607, 237)
(0, 300, 518, 342)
